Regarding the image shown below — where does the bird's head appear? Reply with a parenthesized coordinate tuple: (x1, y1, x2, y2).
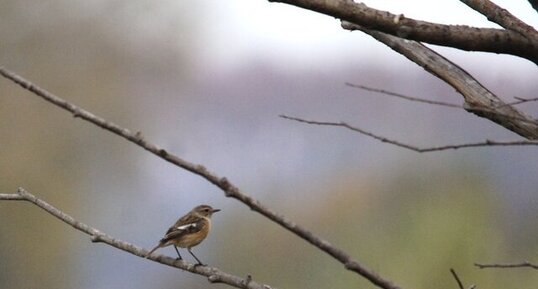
(192, 204, 220, 218)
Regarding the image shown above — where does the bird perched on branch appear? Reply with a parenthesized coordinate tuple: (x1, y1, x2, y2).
(145, 204, 220, 265)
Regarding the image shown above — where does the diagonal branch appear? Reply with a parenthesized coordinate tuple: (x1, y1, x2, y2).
(509, 96, 538, 106)
(450, 268, 465, 289)
(460, 0, 538, 39)
(266, 0, 538, 137)
(268, 0, 538, 64)
(341, 22, 538, 140)
(346, 83, 538, 121)
(0, 67, 402, 289)
(345, 82, 462, 109)
(280, 115, 538, 152)
(0, 188, 271, 289)
(471, 0, 538, 37)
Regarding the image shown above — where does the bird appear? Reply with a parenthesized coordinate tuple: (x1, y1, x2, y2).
(145, 204, 220, 265)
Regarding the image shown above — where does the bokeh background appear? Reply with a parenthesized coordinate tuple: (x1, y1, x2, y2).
(1, 1, 538, 288)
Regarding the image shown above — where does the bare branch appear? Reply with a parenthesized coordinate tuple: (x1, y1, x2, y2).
(346, 82, 537, 121)
(460, 0, 538, 39)
(268, 0, 538, 63)
(475, 261, 538, 269)
(341, 23, 538, 140)
(450, 268, 465, 289)
(0, 188, 271, 289)
(0, 193, 25, 200)
(506, 96, 538, 107)
(345, 82, 461, 108)
(280, 115, 538, 153)
(0, 67, 402, 289)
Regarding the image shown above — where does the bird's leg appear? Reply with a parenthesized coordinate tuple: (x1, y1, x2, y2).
(188, 248, 204, 266)
(174, 246, 182, 260)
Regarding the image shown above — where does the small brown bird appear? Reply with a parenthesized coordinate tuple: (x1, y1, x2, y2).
(145, 204, 220, 265)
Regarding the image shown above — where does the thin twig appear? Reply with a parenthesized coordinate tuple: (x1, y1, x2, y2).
(0, 188, 271, 289)
(506, 96, 538, 107)
(347, 83, 538, 109)
(280, 115, 538, 153)
(450, 268, 465, 289)
(475, 261, 538, 269)
(0, 67, 401, 289)
(346, 83, 538, 123)
(345, 82, 461, 108)
(0, 193, 25, 200)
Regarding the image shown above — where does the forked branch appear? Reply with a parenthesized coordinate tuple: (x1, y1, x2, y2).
(280, 115, 538, 152)
(0, 189, 271, 289)
(266, 0, 538, 139)
(341, 22, 538, 140)
(268, 0, 538, 63)
(0, 67, 402, 289)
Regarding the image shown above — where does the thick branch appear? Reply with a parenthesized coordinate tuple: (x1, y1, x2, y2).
(460, 0, 538, 39)
(268, 0, 538, 63)
(280, 115, 538, 152)
(0, 188, 270, 289)
(264, 0, 538, 137)
(341, 23, 538, 140)
(0, 67, 401, 289)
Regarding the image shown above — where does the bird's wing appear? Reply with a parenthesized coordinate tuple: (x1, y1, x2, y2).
(160, 219, 204, 244)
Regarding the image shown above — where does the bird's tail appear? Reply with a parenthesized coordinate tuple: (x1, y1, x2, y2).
(145, 244, 162, 258)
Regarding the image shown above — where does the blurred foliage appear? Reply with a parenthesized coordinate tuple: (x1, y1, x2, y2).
(211, 167, 538, 289)
(1, 1, 195, 288)
(2, 1, 538, 289)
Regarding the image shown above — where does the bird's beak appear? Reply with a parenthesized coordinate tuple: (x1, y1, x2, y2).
(212, 208, 221, 213)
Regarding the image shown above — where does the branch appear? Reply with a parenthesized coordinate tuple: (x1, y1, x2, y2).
(508, 96, 538, 106)
(268, 0, 538, 63)
(0, 188, 270, 289)
(0, 193, 25, 200)
(268, 0, 538, 137)
(346, 83, 537, 122)
(460, 0, 538, 39)
(280, 115, 538, 153)
(341, 23, 538, 140)
(0, 67, 402, 289)
(450, 268, 465, 289)
(475, 261, 538, 269)
(345, 83, 461, 109)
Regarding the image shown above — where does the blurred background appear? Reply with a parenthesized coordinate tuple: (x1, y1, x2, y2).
(1, 1, 538, 288)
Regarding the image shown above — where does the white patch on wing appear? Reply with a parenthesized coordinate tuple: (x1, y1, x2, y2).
(176, 223, 196, 231)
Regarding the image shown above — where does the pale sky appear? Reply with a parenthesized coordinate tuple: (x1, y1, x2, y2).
(198, 0, 538, 70)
